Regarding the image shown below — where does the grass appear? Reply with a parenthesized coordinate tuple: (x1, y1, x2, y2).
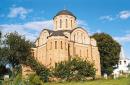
(0, 76, 130, 85)
(44, 77, 130, 85)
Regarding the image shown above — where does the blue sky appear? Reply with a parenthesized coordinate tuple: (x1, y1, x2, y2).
(0, 0, 130, 58)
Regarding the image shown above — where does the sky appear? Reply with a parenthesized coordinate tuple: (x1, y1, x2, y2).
(0, 0, 130, 58)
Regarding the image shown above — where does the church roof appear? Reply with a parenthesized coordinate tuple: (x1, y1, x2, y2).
(53, 9, 76, 19)
(48, 30, 71, 38)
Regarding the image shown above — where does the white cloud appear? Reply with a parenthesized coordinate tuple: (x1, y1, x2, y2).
(24, 20, 53, 30)
(119, 10, 130, 20)
(77, 20, 89, 29)
(96, 29, 102, 33)
(99, 10, 130, 21)
(114, 33, 130, 43)
(0, 19, 90, 41)
(77, 19, 92, 35)
(8, 6, 32, 19)
(99, 16, 114, 21)
(0, 20, 53, 41)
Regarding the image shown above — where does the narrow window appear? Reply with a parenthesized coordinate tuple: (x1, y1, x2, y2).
(84, 36, 85, 43)
(61, 41, 63, 49)
(60, 19, 62, 28)
(124, 61, 126, 64)
(71, 20, 72, 28)
(74, 34, 75, 41)
(56, 21, 57, 29)
(55, 41, 57, 49)
(66, 19, 68, 28)
(65, 42, 67, 50)
(77, 32, 78, 42)
(50, 42, 52, 50)
(81, 33, 83, 43)
(120, 61, 122, 65)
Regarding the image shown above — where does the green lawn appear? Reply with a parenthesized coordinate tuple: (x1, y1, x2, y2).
(45, 77, 130, 85)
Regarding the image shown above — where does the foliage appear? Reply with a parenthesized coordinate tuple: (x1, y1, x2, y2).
(0, 32, 50, 82)
(53, 57, 96, 81)
(26, 57, 50, 82)
(2, 74, 25, 85)
(27, 74, 44, 85)
(12, 74, 22, 85)
(91, 33, 121, 75)
(1, 73, 45, 85)
(3, 32, 33, 66)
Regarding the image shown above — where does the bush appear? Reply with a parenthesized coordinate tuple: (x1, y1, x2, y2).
(53, 57, 96, 81)
(26, 57, 50, 82)
(26, 74, 44, 85)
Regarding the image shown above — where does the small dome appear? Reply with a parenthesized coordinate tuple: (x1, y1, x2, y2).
(53, 9, 76, 19)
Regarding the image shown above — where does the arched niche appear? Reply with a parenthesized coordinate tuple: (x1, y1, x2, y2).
(70, 27, 90, 44)
(38, 30, 50, 46)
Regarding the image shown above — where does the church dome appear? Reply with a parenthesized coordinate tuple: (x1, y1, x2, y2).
(53, 9, 76, 19)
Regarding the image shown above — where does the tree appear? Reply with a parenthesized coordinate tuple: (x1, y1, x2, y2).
(1, 32, 49, 82)
(0, 31, 1, 60)
(91, 33, 121, 75)
(3, 32, 33, 67)
(53, 57, 96, 81)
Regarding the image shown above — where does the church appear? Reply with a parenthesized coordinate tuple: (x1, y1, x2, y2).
(32, 9, 101, 76)
(113, 47, 130, 74)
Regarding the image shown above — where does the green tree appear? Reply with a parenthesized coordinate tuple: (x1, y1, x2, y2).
(0, 31, 1, 53)
(53, 57, 96, 81)
(1, 32, 49, 82)
(3, 32, 33, 67)
(91, 33, 121, 75)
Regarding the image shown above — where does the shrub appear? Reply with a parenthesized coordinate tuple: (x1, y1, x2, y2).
(26, 57, 50, 82)
(53, 57, 96, 81)
(26, 74, 44, 85)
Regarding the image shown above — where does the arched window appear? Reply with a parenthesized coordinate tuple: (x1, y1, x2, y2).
(61, 41, 63, 49)
(60, 19, 62, 28)
(65, 42, 67, 50)
(84, 36, 85, 43)
(81, 33, 83, 43)
(71, 20, 72, 28)
(55, 41, 57, 49)
(120, 61, 122, 65)
(87, 49, 88, 57)
(66, 19, 68, 28)
(56, 21, 57, 29)
(50, 42, 52, 50)
(124, 61, 126, 64)
(77, 32, 78, 42)
(74, 34, 75, 41)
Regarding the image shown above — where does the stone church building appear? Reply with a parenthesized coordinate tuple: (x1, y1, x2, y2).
(31, 9, 101, 76)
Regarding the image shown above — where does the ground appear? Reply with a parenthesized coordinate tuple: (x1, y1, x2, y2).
(0, 76, 130, 85)
(45, 77, 130, 85)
